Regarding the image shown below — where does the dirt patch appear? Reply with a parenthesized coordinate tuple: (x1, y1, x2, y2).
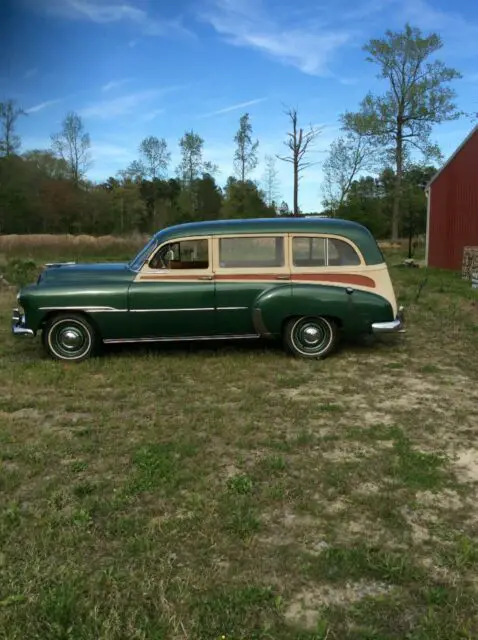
(453, 449, 478, 484)
(285, 582, 396, 629)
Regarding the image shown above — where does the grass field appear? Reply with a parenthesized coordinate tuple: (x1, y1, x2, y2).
(1, 245, 478, 639)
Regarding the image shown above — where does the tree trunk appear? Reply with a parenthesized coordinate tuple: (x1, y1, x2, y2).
(293, 157, 299, 216)
(392, 126, 403, 242)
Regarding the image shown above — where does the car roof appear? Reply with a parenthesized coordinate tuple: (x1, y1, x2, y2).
(154, 217, 384, 265)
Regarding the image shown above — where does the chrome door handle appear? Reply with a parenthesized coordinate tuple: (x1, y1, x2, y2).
(198, 275, 213, 280)
(275, 274, 290, 280)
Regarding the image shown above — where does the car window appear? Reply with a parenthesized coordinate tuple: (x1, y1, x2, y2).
(149, 239, 209, 270)
(292, 236, 360, 267)
(327, 238, 361, 266)
(219, 236, 285, 268)
(292, 237, 326, 267)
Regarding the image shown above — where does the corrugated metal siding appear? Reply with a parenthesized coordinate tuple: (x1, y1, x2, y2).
(428, 130, 478, 270)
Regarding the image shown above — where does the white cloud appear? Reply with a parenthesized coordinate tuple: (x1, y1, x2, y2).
(201, 97, 268, 117)
(101, 78, 133, 93)
(80, 91, 160, 119)
(24, 68, 38, 79)
(199, 0, 351, 76)
(80, 85, 187, 120)
(25, 99, 62, 114)
(36, 0, 192, 38)
(141, 108, 166, 122)
(90, 142, 132, 160)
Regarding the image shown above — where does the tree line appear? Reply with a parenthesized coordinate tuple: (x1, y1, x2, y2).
(0, 23, 468, 240)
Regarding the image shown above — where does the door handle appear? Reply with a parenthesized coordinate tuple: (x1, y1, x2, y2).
(198, 275, 213, 280)
(275, 274, 290, 280)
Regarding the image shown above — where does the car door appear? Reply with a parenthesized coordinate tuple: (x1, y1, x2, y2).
(213, 234, 291, 336)
(127, 236, 215, 338)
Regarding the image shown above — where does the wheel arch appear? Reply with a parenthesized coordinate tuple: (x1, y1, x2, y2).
(39, 309, 102, 338)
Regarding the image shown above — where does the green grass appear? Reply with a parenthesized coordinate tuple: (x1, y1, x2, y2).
(1, 249, 478, 638)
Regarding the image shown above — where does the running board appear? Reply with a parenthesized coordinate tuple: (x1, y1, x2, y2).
(103, 334, 261, 345)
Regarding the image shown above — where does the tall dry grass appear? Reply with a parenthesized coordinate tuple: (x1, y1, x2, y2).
(0, 233, 149, 262)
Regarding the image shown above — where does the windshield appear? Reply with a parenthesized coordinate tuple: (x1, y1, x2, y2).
(128, 236, 158, 271)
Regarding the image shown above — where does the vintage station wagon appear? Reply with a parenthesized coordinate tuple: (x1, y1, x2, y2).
(12, 217, 404, 362)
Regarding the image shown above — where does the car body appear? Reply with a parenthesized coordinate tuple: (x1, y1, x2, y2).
(12, 217, 404, 361)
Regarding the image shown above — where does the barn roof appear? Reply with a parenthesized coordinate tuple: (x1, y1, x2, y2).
(426, 124, 478, 189)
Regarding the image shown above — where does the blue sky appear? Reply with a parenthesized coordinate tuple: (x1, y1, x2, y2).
(1, 0, 477, 212)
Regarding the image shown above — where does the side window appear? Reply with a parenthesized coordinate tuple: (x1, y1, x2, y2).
(149, 239, 209, 270)
(327, 238, 361, 266)
(292, 237, 361, 267)
(292, 237, 326, 267)
(219, 236, 285, 268)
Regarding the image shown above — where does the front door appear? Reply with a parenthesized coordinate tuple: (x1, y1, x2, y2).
(128, 237, 215, 338)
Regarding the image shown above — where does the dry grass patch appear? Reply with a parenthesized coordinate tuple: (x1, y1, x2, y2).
(1, 253, 478, 638)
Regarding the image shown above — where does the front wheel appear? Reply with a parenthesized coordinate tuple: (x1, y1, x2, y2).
(42, 313, 98, 362)
(284, 316, 338, 359)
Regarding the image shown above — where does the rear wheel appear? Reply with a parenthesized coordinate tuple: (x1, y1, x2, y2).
(284, 316, 338, 359)
(42, 313, 98, 362)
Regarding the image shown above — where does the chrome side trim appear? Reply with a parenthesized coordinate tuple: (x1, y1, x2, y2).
(39, 306, 127, 312)
(216, 306, 248, 311)
(103, 334, 260, 344)
(129, 307, 215, 313)
(44, 261, 76, 267)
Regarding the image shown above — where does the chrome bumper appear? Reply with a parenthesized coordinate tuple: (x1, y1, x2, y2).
(371, 306, 405, 334)
(12, 309, 35, 337)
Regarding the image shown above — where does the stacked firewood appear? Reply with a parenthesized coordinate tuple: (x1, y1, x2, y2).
(462, 246, 478, 281)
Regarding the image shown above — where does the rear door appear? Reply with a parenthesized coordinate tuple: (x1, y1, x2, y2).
(213, 234, 291, 336)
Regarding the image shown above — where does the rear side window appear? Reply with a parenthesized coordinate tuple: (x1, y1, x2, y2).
(219, 236, 285, 268)
(292, 237, 361, 267)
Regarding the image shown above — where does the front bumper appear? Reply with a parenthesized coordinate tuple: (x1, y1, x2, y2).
(371, 306, 405, 334)
(12, 308, 35, 337)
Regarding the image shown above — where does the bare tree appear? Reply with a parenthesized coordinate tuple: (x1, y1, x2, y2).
(261, 154, 281, 206)
(51, 111, 92, 185)
(0, 99, 27, 156)
(322, 132, 374, 214)
(277, 107, 321, 215)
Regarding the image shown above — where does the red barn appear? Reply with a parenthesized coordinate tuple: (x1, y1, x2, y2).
(425, 124, 478, 270)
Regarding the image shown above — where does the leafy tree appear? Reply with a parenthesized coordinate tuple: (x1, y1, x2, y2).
(221, 177, 275, 219)
(0, 99, 27, 157)
(278, 201, 290, 216)
(321, 132, 373, 214)
(277, 107, 321, 216)
(23, 149, 70, 179)
(233, 113, 259, 182)
(261, 154, 281, 206)
(177, 130, 206, 184)
(138, 136, 170, 179)
(342, 23, 461, 241)
(51, 111, 92, 185)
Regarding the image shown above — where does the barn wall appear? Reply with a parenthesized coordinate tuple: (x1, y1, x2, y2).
(428, 130, 478, 271)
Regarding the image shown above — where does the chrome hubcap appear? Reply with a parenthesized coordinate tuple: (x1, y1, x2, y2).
(59, 328, 84, 351)
(302, 325, 321, 346)
(292, 318, 331, 354)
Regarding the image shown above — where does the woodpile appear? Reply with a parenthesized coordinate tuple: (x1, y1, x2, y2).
(462, 246, 478, 280)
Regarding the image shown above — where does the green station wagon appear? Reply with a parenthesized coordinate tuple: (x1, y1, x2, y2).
(12, 217, 404, 362)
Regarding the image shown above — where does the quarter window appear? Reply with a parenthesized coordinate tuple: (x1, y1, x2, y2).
(219, 236, 285, 268)
(149, 239, 209, 270)
(292, 237, 361, 267)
